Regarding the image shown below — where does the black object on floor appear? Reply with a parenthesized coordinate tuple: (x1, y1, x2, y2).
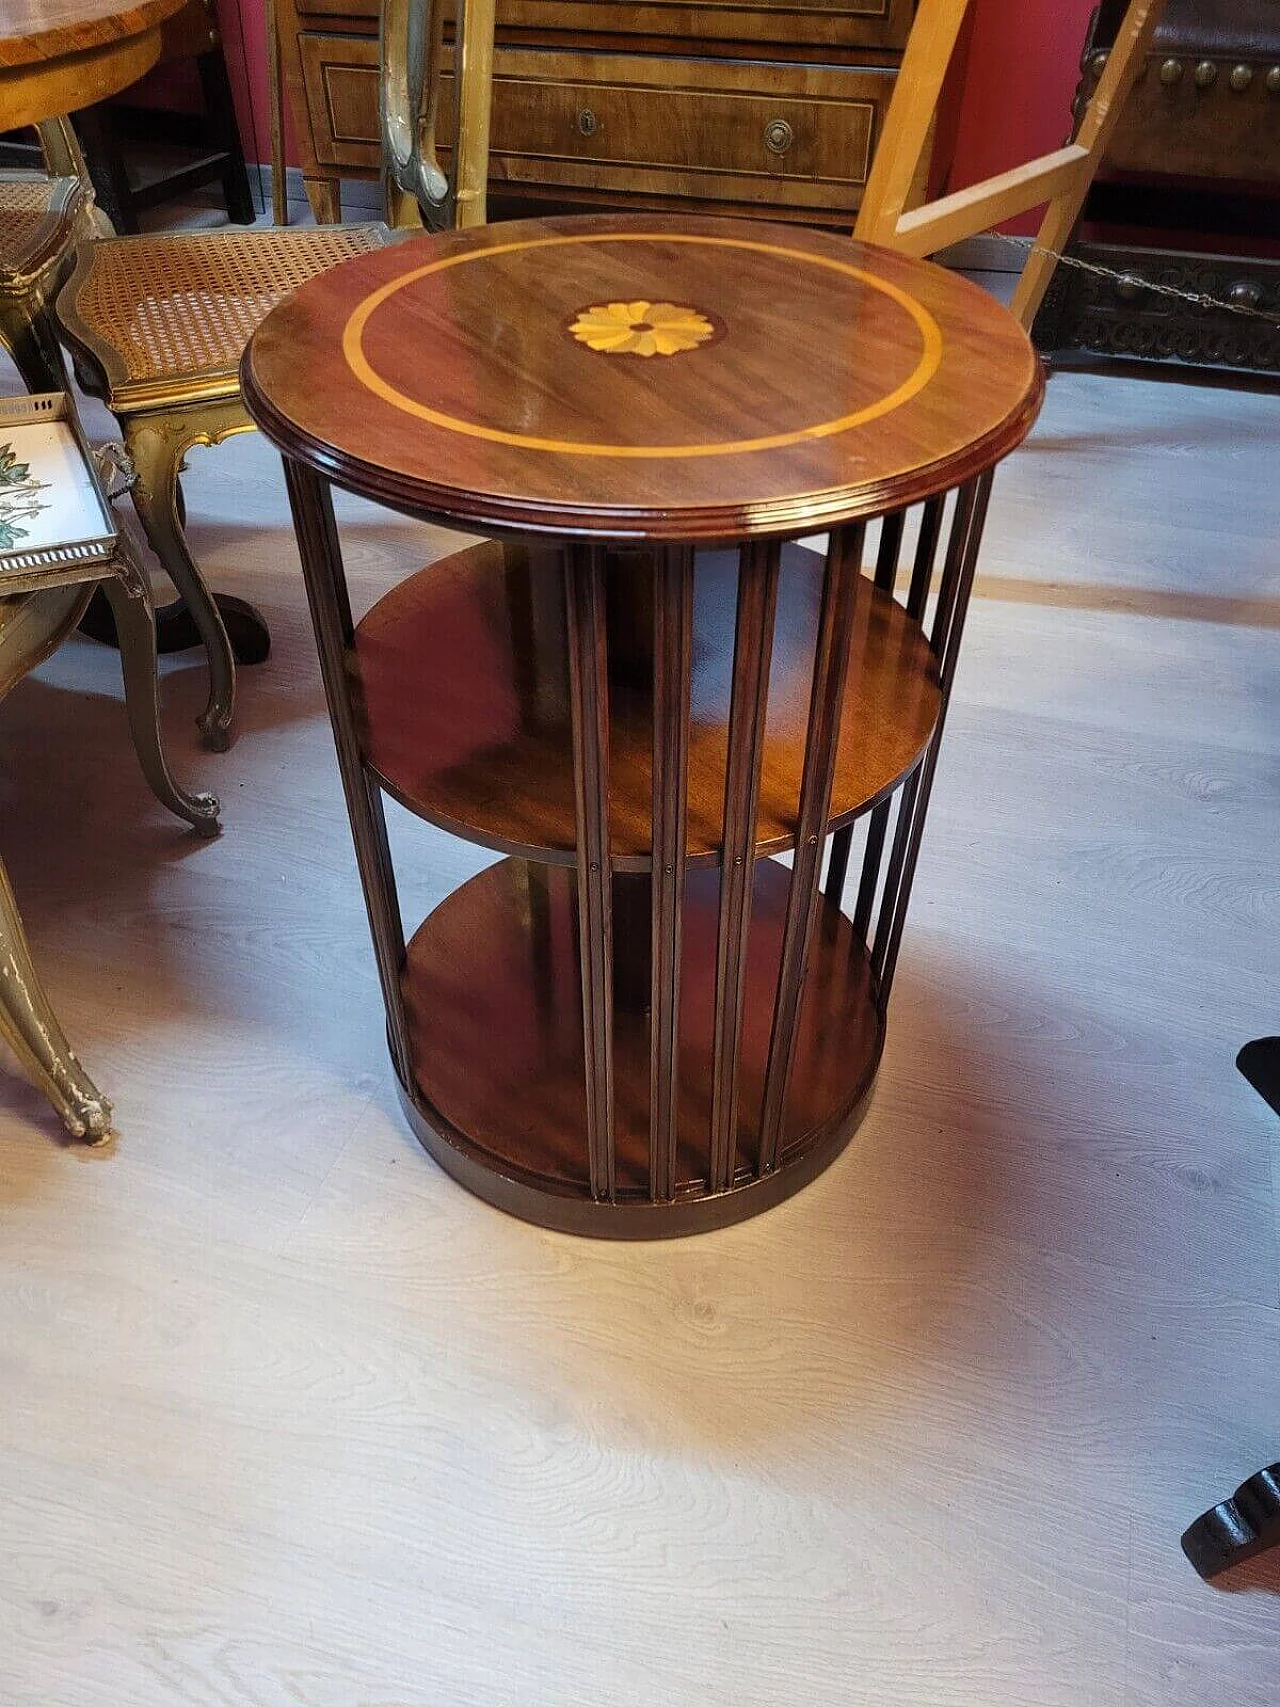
(1181, 1466, 1280, 1579)
(79, 587, 271, 666)
(1237, 1037, 1280, 1119)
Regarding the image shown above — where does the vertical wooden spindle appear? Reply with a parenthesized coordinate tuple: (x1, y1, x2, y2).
(709, 540, 780, 1194)
(649, 546, 693, 1202)
(826, 509, 905, 906)
(874, 473, 994, 1001)
(283, 458, 412, 1085)
(758, 523, 865, 1176)
(905, 494, 946, 622)
(564, 542, 615, 1202)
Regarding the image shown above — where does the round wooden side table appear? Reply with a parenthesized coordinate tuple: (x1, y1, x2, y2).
(243, 214, 1043, 1238)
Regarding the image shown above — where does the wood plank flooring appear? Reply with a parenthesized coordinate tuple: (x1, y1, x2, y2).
(0, 345, 1276, 1704)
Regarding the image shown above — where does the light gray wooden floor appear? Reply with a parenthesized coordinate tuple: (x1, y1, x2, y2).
(0, 341, 1276, 1705)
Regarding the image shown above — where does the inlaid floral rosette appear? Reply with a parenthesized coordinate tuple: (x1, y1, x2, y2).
(569, 300, 716, 358)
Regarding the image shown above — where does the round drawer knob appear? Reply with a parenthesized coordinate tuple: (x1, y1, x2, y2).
(1267, 66, 1280, 93)
(1194, 60, 1218, 89)
(577, 108, 598, 137)
(1229, 278, 1262, 310)
(1159, 58, 1184, 85)
(763, 118, 794, 156)
(1229, 63, 1253, 91)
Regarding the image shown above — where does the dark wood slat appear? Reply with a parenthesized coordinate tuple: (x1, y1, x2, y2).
(827, 506, 906, 904)
(875, 473, 994, 998)
(564, 542, 616, 1202)
(852, 794, 891, 940)
(874, 508, 906, 591)
(649, 546, 693, 1202)
(929, 479, 981, 659)
(709, 540, 780, 1194)
(758, 522, 865, 1175)
(282, 457, 411, 1083)
(906, 494, 945, 622)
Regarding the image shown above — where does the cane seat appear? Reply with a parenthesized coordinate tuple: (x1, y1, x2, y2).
(58, 223, 392, 410)
(0, 171, 87, 288)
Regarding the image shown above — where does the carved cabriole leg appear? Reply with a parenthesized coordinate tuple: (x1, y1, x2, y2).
(103, 544, 221, 837)
(0, 854, 113, 1141)
(122, 405, 246, 752)
(0, 585, 112, 1141)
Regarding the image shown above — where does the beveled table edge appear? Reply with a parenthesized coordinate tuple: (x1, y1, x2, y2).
(240, 300, 1046, 544)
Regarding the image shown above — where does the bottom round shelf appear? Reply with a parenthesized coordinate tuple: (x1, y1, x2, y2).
(397, 856, 885, 1237)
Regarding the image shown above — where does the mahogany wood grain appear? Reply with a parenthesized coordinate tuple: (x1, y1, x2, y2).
(399, 857, 883, 1223)
(242, 214, 1044, 542)
(351, 539, 941, 869)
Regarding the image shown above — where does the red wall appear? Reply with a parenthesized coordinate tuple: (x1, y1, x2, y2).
(216, 0, 1097, 219)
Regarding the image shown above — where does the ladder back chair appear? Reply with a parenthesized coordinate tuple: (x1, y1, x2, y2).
(855, 0, 1168, 327)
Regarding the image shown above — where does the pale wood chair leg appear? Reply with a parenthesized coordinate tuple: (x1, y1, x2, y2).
(125, 416, 237, 752)
(303, 175, 341, 224)
(855, 0, 1166, 330)
(103, 545, 221, 837)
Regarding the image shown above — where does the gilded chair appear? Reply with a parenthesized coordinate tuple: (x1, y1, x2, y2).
(56, 221, 392, 752)
(53, 0, 499, 754)
(0, 390, 219, 1141)
(0, 120, 102, 395)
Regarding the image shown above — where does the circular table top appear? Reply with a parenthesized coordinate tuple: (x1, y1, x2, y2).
(0, 0, 184, 131)
(243, 214, 1045, 541)
(0, 0, 178, 68)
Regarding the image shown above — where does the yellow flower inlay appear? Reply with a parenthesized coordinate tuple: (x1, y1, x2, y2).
(569, 300, 715, 358)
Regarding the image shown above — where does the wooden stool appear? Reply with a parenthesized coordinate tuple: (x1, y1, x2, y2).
(243, 214, 1043, 1237)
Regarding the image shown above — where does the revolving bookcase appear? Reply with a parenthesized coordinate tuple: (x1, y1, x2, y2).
(243, 214, 1043, 1237)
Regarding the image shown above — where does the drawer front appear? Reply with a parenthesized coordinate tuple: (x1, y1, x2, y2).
(300, 35, 893, 211)
(294, 1, 912, 53)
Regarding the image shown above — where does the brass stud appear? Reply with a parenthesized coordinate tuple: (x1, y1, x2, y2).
(1193, 60, 1217, 89)
(1267, 66, 1280, 93)
(1229, 63, 1253, 91)
(1159, 58, 1184, 85)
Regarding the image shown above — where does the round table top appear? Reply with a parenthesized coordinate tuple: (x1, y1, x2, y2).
(243, 214, 1045, 541)
(0, 0, 179, 69)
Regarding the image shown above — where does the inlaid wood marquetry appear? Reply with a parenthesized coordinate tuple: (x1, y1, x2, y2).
(568, 300, 717, 358)
(249, 212, 1043, 1237)
(242, 214, 1043, 541)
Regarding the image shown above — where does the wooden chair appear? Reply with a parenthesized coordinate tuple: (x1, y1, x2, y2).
(72, 0, 254, 234)
(53, 0, 501, 750)
(855, 0, 1168, 327)
(0, 390, 219, 1140)
(0, 119, 101, 394)
(56, 215, 392, 751)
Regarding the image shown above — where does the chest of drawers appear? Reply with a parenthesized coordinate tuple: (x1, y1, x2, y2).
(278, 0, 917, 225)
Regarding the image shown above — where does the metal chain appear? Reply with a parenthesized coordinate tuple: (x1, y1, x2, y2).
(989, 232, 1280, 328)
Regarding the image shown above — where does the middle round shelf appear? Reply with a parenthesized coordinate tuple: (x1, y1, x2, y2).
(353, 538, 941, 870)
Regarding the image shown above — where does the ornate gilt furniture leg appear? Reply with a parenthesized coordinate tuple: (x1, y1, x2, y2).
(124, 407, 243, 751)
(0, 849, 113, 1141)
(104, 538, 221, 834)
(0, 582, 113, 1140)
(0, 390, 220, 1140)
